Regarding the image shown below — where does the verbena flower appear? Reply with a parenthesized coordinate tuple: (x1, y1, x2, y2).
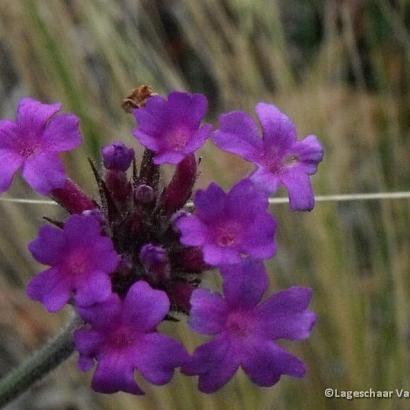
(10, 89, 321, 398)
(212, 103, 323, 211)
(74, 281, 188, 394)
(132, 91, 211, 164)
(176, 179, 277, 266)
(0, 97, 82, 194)
(27, 214, 119, 312)
(183, 260, 316, 393)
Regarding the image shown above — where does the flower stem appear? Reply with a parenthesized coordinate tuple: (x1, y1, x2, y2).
(0, 315, 80, 408)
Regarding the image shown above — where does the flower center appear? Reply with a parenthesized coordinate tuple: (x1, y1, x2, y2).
(226, 312, 249, 338)
(19, 141, 40, 158)
(262, 151, 299, 173)
(215, 222, 241, 247)
(64, 249, 90, 274)
(110, 327, 135, 349)
(283, 154, 298, 167)
(167, 128, 190, 150)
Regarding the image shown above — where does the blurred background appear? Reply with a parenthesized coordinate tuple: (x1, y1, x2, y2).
(0, 0, 409, 409)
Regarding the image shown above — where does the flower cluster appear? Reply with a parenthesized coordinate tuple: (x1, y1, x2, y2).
(0, 89, 323, 394)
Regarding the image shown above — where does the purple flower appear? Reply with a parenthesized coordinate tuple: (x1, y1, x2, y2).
(0, 97, 82, 194)
(182, 260, 316, 393)
(27, 214, 119, 312)
(74, 281, 188, 395)
(175, 179, 276, 266)
(212, 103, 323, 211)
(102, 141, 134, 171)
(133, 91, 211, 164)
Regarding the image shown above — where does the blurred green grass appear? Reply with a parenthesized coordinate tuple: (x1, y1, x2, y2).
(0, 0, 409, 409)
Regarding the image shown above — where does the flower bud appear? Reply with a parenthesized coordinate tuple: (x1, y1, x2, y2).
(161, 154, 197, 215)
(139, 244, 170, 284)
(173, 246, 210, 273)
(135, 184, 155, 204)
(168, 282, 194, 313)
(51, 179, 96, 214)
(102, 142, 134, 171)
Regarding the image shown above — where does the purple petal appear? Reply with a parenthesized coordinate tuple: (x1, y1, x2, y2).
(42, 113, 82, 152)
(0, 120, 19, 150)
(88, 237, 119, 273)
(212, 111, 263, 161)
(202, 244, 241, 266)
(167, 92, 208, 127)
(133, 95, 168, 135)
(76, 294, 122, 330)
(226, 179, 269, 218)
(259, 311, 316, 341)
(78, 355, 94, 372)
(176, 215, 208, 246)
(194, 183, 226, 223)
(0, 149, 23, 192)
(220, 260, 268, 310)
(153, 151, 185, 165)
(123, 281, 169, 331)
(183, 124, 212, 153)
(291, 134, 324, 174)
(258, 287, 313, 314)
(28, 224, 65, 265)
(63, 214, 101, 243)
(133, 130, 161, 152)
(240, 213, 277, 259)
(280, 170, 314, 211)
(133, 333, 188, 385)
(183, 336, 239, 393)
(91, 352, 144, 395)
(63, 215, 119, 274)
(74, 270, 112, 307)
(16, 98, 62, 133)
(255, 103, 296, 150)
(26, 268, 70, 312)
(241, 341, 305, 386)
(22, 152, 66, 195)
(74, 329, 104, 359)
(249, 167, 280, 193)
(188, 288, 228, 335)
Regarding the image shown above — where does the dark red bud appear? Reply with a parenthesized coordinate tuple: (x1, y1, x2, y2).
(161, 154, 197, 215)
(168, 282, 194, 313)
(105, 170, 131, 201)
(173, 246, 210, 273)
(51, 179, 96, 214)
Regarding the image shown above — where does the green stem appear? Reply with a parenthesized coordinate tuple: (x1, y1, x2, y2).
(0, 315, 80, 408)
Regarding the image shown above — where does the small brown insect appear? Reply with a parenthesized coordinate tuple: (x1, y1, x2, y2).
(121, 85, 157, 113)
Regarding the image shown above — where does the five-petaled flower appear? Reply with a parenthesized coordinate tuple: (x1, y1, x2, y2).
(183, 260, 316, 393)
(212, 103, 323, 211)
(0, 97, 82, 194)
(27, 214, 119, 312)
(132, 91, 211, 164)
(74, 281, 188, 394)
(176, 179, 277, 266)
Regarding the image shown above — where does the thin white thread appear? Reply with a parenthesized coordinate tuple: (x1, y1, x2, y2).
(0, 197, 56, 205)
(0, 192, 409, 207)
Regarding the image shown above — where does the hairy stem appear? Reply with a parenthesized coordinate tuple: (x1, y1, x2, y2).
(0, 315, 80, 408)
